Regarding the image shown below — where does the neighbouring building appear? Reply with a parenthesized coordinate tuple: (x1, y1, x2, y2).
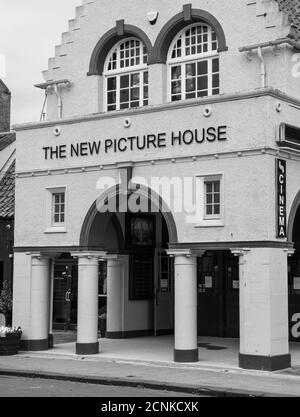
(0, 80, 15, 294)
(12, 0, 300, 371)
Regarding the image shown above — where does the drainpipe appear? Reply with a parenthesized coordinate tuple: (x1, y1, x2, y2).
(239, 38, 300, 90)
(54, 84, 62, 119)
(257, 47, 266, 88)
(35, 79, 71, 120)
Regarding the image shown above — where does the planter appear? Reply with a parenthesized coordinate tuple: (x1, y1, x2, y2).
(0, 333, 22, 356)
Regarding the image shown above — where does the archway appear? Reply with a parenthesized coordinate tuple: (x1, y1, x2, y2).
(88, 22, 153, 76)
(79, 185, 179, 339)
(288, 196, 300, 342)
(80, 184, 178, 247)
(153, 6, 228, 64)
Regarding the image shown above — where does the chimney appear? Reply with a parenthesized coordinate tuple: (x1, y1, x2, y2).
(0, 79, 11, 133)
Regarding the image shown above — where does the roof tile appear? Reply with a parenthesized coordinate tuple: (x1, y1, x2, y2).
(275, 0, 300, 40)
(0, 160, 15, 219)
(0, 132, 15, 152)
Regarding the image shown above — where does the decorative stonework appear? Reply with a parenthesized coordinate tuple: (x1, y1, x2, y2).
(42, 0, 300, 83)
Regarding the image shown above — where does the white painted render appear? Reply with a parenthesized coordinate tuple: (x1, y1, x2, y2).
(11, 0, 300, 367)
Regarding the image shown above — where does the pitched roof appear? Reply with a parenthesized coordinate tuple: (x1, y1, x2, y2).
(0, 160, 15, 219)
(275, 0, 300, 40)
(0, 132, 15, 152)
(0, 79, 10, 95)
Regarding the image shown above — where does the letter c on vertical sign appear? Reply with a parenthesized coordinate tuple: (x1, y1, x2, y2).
(291, 313, 300, 339)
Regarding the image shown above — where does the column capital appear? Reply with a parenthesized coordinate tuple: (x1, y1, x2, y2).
(71, 251, 107, 260)
(167, 248, 198, 258)
(284, 248, 295, 257)
(101, 254, 120, 261)
(231, 248, 251, 257)
(26, 252, 51, 261)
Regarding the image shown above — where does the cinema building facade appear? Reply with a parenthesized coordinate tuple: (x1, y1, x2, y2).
(13, 0, 300, 371)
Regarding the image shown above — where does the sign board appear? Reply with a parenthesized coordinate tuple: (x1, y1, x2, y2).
(276, 159, 287, 238)
(42, 126, 228, 161)
(232, 280, 240, 290)
(294, 277, 300, 291)
(205, 276, 213, 289)
(278, 123, 300, 151)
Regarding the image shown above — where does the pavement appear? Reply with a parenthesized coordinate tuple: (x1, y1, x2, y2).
(1, 333, 300, 397)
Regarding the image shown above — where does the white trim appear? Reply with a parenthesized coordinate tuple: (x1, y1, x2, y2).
(194, 173, 225, 228)
(13, 87, 295, 131)
(103, 37, 149, 112)
(167, 23, 218, 62)
(167, 22, 219, 103)
(44, 186, 67, 234)
(44, 227, 67, 234)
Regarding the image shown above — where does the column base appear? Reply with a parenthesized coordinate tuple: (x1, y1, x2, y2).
(76, 342, 99, 355)
(20, 339, 49, 352)
(106, 330, 153, 339)
(239, 353, 291, 372)
(174, 349, 199, 363)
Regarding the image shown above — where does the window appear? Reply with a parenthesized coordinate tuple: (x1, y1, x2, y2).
(52, 192, 65, 225)
(168, 24, 219, 102)
(45, 186, 67, 233)
(104, 38, 149, 111)
(193, 174, 223, 227)
(0, 262, 3, 292)
(205, 180, 220, 217)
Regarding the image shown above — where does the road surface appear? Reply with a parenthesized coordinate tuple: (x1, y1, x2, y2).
(0, 375, 199, 397)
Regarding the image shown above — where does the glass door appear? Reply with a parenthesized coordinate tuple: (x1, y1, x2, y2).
(154, 250, 174, 336)
(53, 262, 78, 330)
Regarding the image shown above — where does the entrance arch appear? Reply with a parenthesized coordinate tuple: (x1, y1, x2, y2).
(78, 184, 179, 340)
(79, 184, 178, 248)
(288, 190, 300, 242)
(288, 192, 300, 342)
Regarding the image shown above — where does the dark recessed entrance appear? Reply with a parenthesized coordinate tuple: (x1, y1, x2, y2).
(53, 258, 78, 331)
(289, 206, 300, 342)
(197, 250, 239, 338)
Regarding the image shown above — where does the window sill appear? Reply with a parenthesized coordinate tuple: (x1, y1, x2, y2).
(44, 226, 67, 234)
(194, 219, 224, 228)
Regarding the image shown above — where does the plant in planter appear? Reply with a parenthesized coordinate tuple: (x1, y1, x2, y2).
(0, 326, 22, 356)
(0, 282, 13, 326)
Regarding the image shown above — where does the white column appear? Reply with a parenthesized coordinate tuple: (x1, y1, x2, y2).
(232, 247, 292, 371)
(106, 256, 124, 338)
(29, 253, 51, 351)
(168, 249, 198, 363)
(72, 251, 106, 355)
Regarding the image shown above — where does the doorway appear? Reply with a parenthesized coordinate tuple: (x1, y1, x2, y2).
(53, 260, 78, 331)
(126, 213, 174, 337)
(197, 251, 239, 338)
(288, 205, 300, 342)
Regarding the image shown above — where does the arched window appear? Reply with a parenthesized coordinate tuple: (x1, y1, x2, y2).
(168, 24, 220, 102)
(104, 38, 149, 112)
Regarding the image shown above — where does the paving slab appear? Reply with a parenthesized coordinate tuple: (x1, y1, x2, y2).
(0, 335, 300, 397)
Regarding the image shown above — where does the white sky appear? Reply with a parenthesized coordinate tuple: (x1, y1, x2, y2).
(0, 0, 80, 125)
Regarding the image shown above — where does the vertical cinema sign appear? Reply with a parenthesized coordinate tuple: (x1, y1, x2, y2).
(276, 159, 287, 238)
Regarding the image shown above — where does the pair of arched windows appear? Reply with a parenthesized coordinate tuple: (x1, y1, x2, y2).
(104, 23, 220, 112)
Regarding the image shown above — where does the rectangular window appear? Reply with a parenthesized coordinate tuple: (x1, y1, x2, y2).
(106, 70, 148, 112)
(205, 181, 221, 217)
(170, 57, 219, 102)
(129, 253, 154, 301)
(52, 192, 65, 225)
